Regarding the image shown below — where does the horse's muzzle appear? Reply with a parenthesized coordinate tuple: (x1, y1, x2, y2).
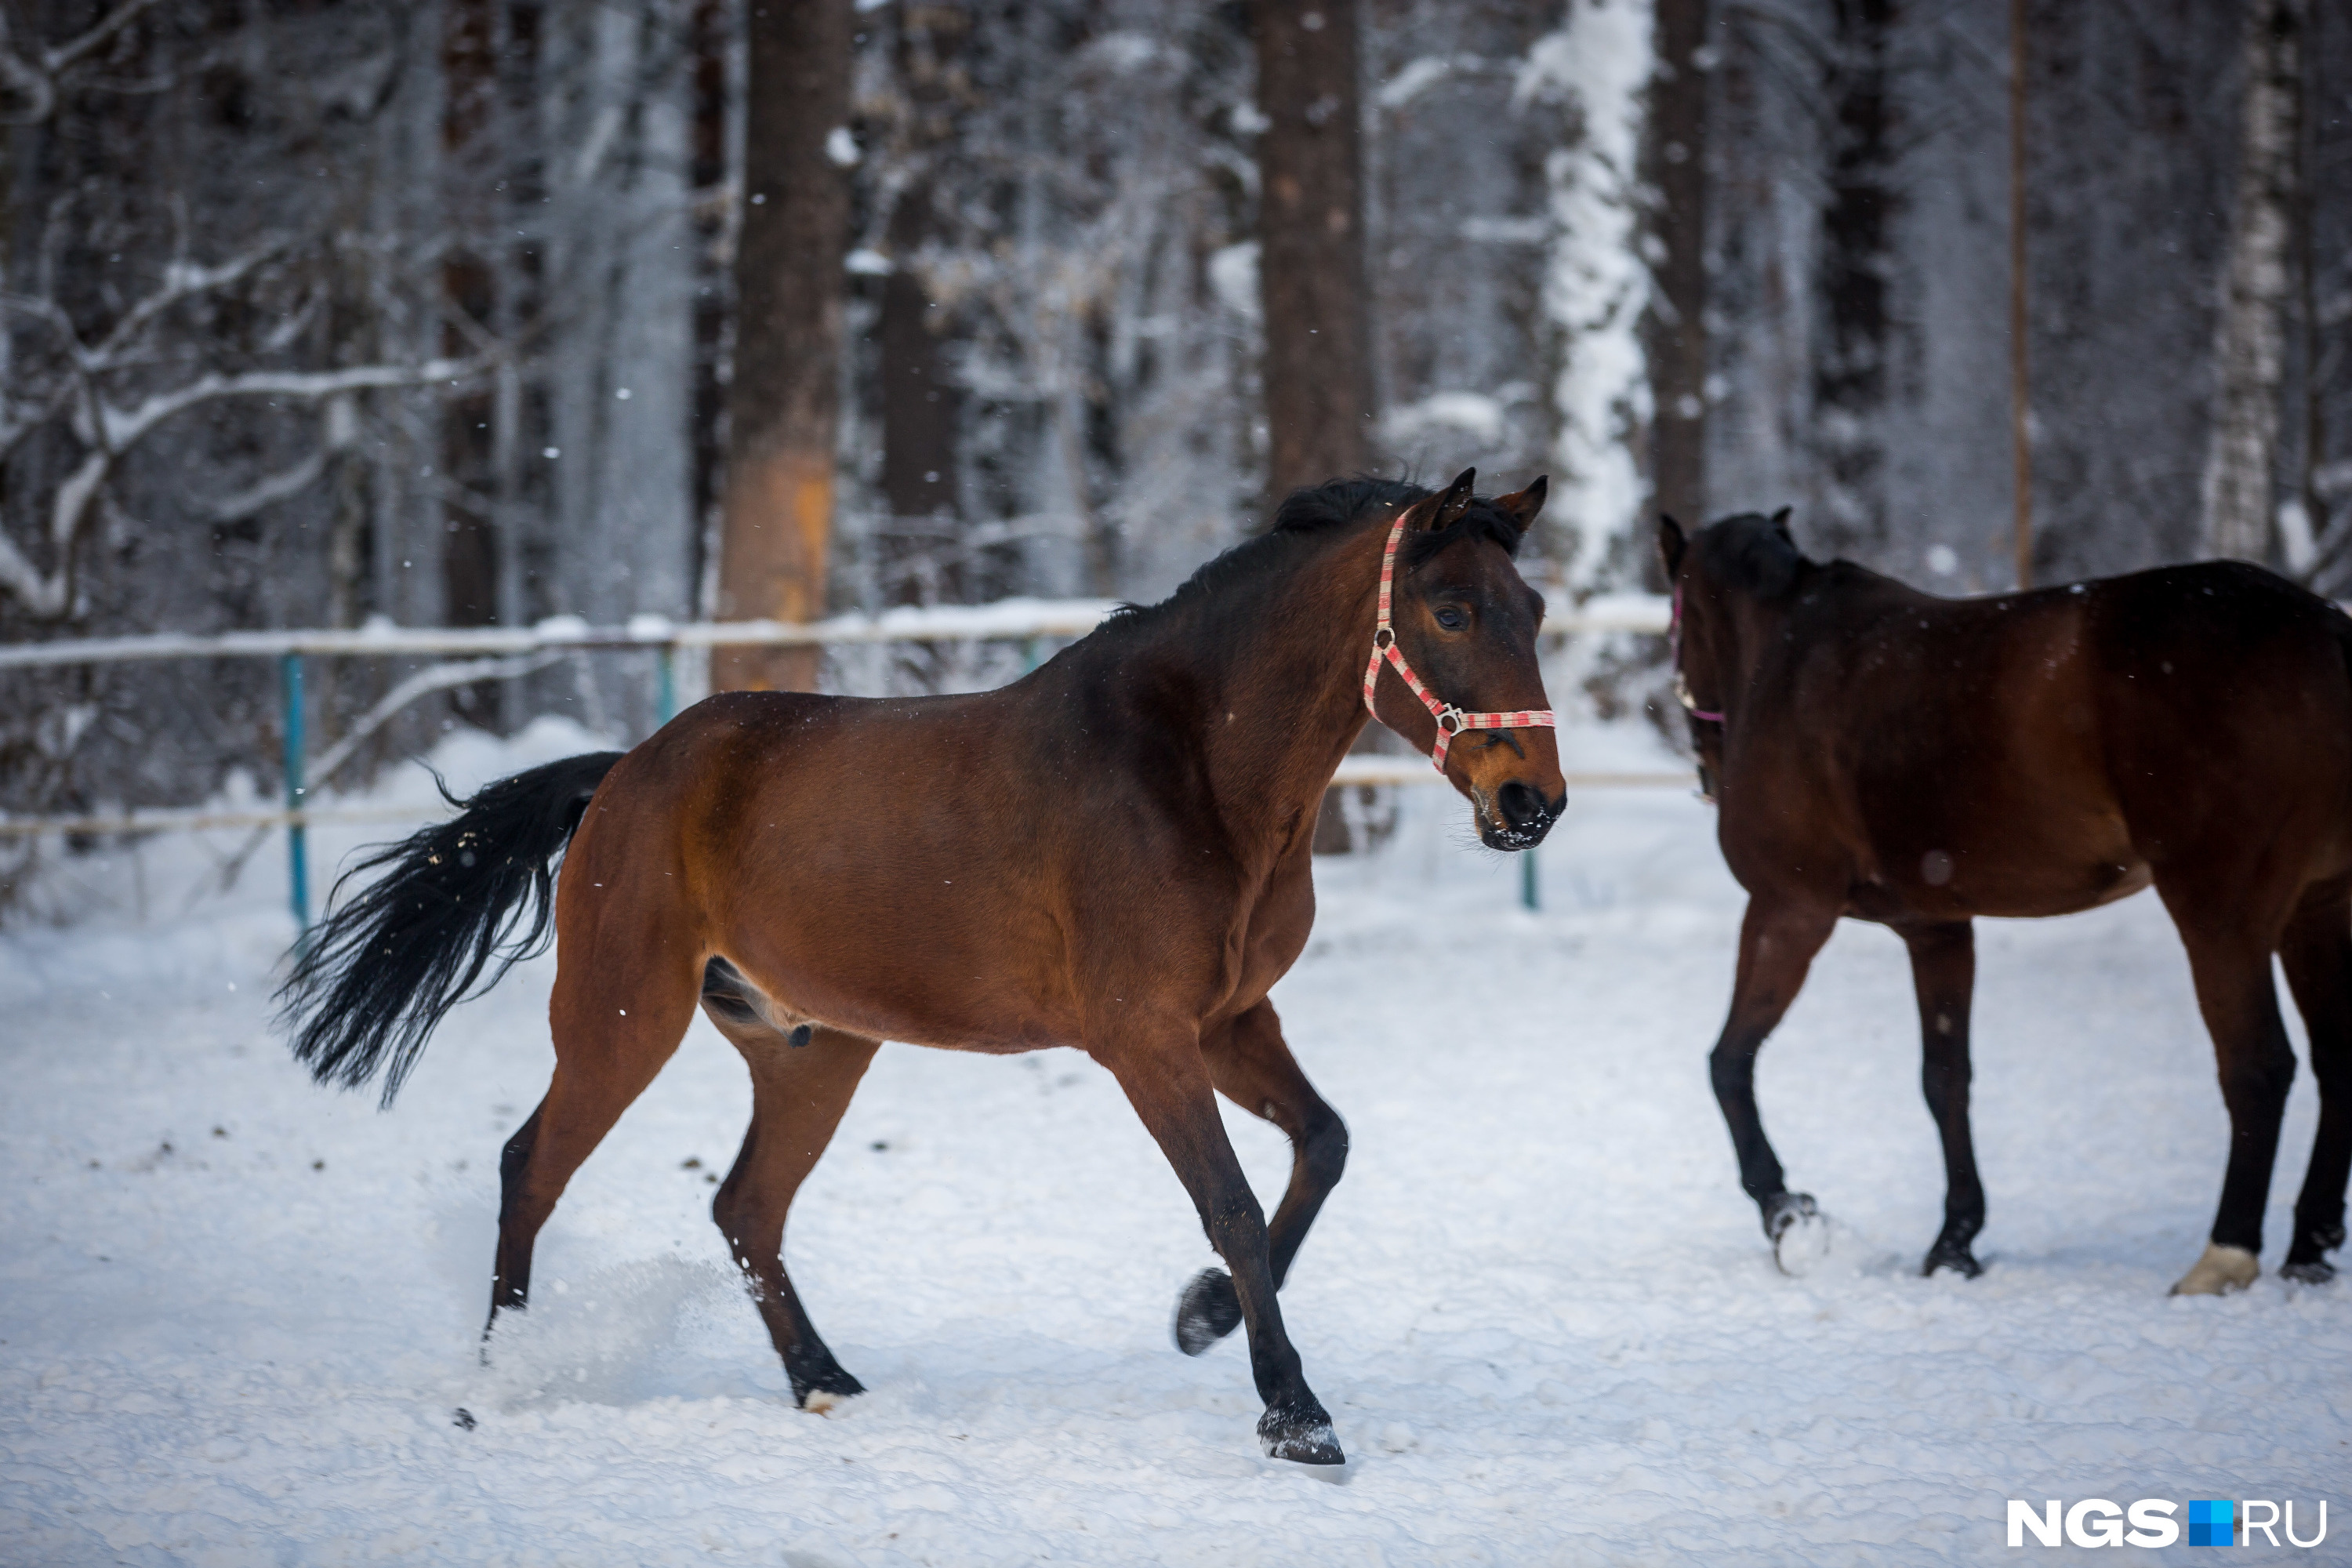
(1479, 780, 1566, 851)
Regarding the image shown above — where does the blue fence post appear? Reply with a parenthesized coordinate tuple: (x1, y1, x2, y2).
(1520, 846, 1539, 912)
(655, 644, 677, 725)
(281, 652, 310, 935)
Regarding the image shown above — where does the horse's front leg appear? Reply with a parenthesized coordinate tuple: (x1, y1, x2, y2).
(1172, 1000, 1348, 1356)
(1902, 920, 1986, 1277)
(1711, 895, 1838, 1271)
(1102, 1022, 1342, 1465)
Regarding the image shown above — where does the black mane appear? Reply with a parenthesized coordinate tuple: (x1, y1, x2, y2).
(1099, 475, 1526, 637)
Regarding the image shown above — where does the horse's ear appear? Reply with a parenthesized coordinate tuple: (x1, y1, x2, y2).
(1422, 467, 1476, 531)
(1658, 514, 1687, 578)
(1769, 506, 1795, 545)
(1490, 474, 1547, 539)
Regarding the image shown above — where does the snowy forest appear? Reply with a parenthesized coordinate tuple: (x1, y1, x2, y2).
(3, 0, 2350, 871)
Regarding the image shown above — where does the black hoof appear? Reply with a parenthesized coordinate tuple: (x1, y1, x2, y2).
(1174, 1267, 1243, 1357)
(1922, 1238, 1984, 1279)
(789, 1361, 866, 1410)
(1258, 1402, 1345, 1465)
(2280, 1258, 2337, 1285)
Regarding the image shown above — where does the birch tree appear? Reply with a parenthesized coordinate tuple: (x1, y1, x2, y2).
(2201, 0, 2305, 564)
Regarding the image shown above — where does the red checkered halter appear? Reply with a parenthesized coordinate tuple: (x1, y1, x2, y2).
(1363, 510, 1557, 772)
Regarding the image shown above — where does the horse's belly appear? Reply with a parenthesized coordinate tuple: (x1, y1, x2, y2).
(1853, 784, 2149, 920)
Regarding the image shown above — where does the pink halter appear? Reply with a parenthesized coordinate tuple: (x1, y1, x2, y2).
(1668, 581, 1726, 724)
(1363, 510, 1557, 772)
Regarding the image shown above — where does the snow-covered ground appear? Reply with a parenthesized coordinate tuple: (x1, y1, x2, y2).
(4, 719, 2347, 1565)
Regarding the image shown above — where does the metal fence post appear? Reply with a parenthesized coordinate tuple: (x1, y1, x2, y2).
(1520, 846, 1539, 912)
(281, 652, 310, 935)
(655, 644, 677, 725)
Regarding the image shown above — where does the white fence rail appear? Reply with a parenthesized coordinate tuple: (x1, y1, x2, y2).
(0, 593, 1670, 670)
(1, 594, 1684, 918)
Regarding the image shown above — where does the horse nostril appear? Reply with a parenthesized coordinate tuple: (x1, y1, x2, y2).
(1497, 779, 1547, 829)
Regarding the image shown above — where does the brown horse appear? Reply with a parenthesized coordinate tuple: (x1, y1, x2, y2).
(278, 471, 1566, 1465)
(1662, 510, 2352, 1296)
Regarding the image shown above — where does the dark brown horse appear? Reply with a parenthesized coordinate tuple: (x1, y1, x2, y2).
(278, 471, 1566, 1465)
(1663, 510, 2352, 1295)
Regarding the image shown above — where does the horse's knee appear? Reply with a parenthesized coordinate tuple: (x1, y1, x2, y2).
(1709, 1038, 1758, 1102)
(1202, 1189, 1269, 1254)
(2221, 1046, 2298, 1120)
(1299, 1105, 1348, 1191)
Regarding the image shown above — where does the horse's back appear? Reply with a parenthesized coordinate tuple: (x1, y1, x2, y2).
(1744, 560, 2352, 916)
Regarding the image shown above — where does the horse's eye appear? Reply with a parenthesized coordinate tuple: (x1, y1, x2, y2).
(1434, 606, 1468, 631)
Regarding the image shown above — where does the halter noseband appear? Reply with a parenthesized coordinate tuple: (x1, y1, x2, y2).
(1668, 580, 1726, 724)
(1363, 510, 1557, 772)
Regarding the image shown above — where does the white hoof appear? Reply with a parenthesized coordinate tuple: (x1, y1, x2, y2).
(1773, 1208, 1833, 1277)
(802, 1388, 851, 1415)
(2169, 1243, 2259, 1297)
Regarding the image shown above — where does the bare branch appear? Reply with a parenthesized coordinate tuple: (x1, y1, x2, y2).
(0, 354, 492, 619)
(0, 0, 167, 125)
(42, 0, 168, 76)
(307, 652, 564, 789)
(201, 450, 328, 524)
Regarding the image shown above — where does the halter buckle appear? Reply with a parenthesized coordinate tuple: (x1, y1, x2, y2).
(1435, 706, 1467, 736)
(1372, 626, 1396, 652)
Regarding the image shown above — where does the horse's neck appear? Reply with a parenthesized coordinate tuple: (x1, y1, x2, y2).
(1715, 584, 1798, 712)
(1163, 523, 1386, 851)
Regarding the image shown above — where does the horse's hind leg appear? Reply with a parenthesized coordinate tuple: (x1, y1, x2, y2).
(707, 1018, 879, 1409)
(1174, 1000, 1348, 1356)
(1903, 920, 1986, 1278)
(2164, 891, 2299, 1295)
(488, 936, 702, 1335)
(2278, 884, 2352, 1283)
(1711, 896, 1838, 1270)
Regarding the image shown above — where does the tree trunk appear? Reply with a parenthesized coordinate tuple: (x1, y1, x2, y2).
(1645, 0, 1711, 546)
(1813, 0, 1895, 562)
(1253, 0, 1376, 854)
(714, 0, 854, 691)
(2201, 0, 2304, 564)
(688, 0, 735, 619)
(440, 0, 499, 639)
(1252, 0, 1374, 501)
(878, 3, 972, 607)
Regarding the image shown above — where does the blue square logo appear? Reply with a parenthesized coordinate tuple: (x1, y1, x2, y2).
(2187, 1500, 2235, 1547)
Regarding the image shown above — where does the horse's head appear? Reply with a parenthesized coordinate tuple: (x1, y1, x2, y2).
(1657, 507, 1804, 795)
(1370, 469, 1567, 850)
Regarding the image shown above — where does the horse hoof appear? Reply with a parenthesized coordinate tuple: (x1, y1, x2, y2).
(1258, 1404, 1345, 1466)
(1922, 1240, 1983, 1279)
(1766, 1192, 1828, 1276)
(793, 1367, 866, 1413)
(2169, 1243, 2259, 1296)
(1174, 1267, 1243, 1356)
(2279, 1258, 2336, 1285)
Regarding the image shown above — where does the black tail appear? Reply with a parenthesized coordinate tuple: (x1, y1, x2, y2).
(275, 751, 625, 1106)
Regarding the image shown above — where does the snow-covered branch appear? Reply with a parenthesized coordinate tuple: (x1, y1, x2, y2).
(0, 353, 489, 619)
(0, 0, 167, 125)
